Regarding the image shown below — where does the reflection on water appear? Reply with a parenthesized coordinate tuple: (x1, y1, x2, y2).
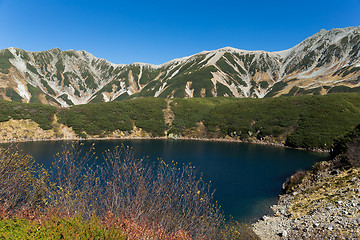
(2, 139, 327, 222)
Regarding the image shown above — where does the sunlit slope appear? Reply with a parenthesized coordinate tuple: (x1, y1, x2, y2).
(0, 27, 359, 107)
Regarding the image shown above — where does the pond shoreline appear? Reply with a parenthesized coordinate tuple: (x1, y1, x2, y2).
(0, 135, 330, 153)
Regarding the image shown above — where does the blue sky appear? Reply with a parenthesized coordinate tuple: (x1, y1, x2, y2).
(0, 0, 359, 65)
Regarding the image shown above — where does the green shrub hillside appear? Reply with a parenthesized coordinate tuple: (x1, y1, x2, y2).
(0, 93, 360, 150)
(0, 100, 56, 130)
(284, 93, 360, 149)
(57, 97, 167, 136)
(169, 93, 360, 150)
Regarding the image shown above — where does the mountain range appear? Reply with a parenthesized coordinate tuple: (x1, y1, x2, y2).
(0, 26, 359, 107)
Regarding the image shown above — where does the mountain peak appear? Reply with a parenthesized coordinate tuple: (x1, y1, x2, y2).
(0, 26, 359, 107)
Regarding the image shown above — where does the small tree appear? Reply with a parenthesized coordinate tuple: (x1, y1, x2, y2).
(49, 142, 101, 219)
(0, 146, 48, 217)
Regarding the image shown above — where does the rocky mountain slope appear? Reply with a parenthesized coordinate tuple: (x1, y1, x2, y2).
(0, 26, 359, 107)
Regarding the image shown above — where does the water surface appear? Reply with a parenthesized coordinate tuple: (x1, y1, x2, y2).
(5, 139, 327, 222)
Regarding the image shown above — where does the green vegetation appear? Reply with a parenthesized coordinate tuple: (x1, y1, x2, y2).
(216, 82, 234, 97)
(58, 97, 167, 136)
(336, 133, 360, 168)
(5, 88, 23, 102)
(328, 85, 360, 94)
(27, 84, 42, 104)
(82, 70, 97, 90)
(158, 66, 217, 98)
(40, 79, 56, 96)
(0, 49, 14, 74)
(26, 63, 38, 74)
(301, 51, 316, 68)
(284, 94, 360, 149)
(58, 94, 74, 106)
(0, 93, 359, 150)
(89, 93, 105, 103)
(169, 93, 360, 149)
(0, 216, 126, 240)
(0, 100, 56, 130)
(63, 72, 73, 87)
(317, 44, 342, 67)
(113, 92, 130, 101)
(342, 67, 360, 77)
(259, 81, 269, 89)
(224, 52, 247, 74)
(45, 95, 61, 106)
(281, 86, 323, 97)
(216, 56, 239, 76)
(74, 89, 81, 97)
(1, 93, 360, 238)
(265, 81, 287, 97)
(282, 86, 300, 96)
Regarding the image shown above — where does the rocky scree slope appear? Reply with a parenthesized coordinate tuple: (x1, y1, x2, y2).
(0, 27, 360, 107)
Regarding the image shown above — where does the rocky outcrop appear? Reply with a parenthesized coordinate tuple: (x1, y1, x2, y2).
(253, 158, 360, 239)
(0, 119, 77, 143)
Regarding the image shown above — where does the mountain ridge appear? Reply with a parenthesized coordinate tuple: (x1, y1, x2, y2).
(0, 26, 359, 107)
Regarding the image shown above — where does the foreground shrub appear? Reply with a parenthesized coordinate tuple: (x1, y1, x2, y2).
(102, 146, 223, 239)
(49, 143, 101, 219)
(0, 147, 48, 217)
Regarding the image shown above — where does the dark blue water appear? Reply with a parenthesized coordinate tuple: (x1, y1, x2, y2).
(5, 139, 327, 222)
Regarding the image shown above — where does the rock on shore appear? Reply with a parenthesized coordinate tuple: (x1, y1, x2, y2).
(253, 158, 360, 239)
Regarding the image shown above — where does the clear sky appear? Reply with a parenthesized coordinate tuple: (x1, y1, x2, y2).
(0, 0, 359, 65)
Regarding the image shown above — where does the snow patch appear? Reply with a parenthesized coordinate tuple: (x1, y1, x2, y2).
(197, 52, 214, 67)
(102, 92, 110, 102)
(55, 97, 69, 108)
(154, 82, 167, 97)
(138, 65, 143, 82)
(211, 71, 242, 97)
(185, 81, 194, 98)
(131, 62, 159, 69)
(8, 49, 27, 75)
(14, 77, 31, 103)
(169, 68, 180, 79)
(273, 48, 294, 59)
(206, 51, 224, 66)
(112, 81, 128, 100)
